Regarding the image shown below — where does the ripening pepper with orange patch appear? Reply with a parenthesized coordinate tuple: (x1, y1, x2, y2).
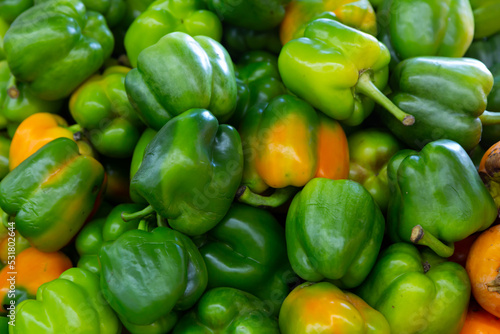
(0, 137, 105, 252)
(279, 282, 390, 334)
(9, 112, 92, 171)
(279, 0, 377, 45)
(0, 247, 72, 313)
(238, 94, 349, 207)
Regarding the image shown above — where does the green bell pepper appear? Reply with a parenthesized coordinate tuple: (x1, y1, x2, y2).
(470, 0, 500, 39)
(465, 33, 500, 69)
(286, 178, 384, 288)
(377, 0, 474, 63)
(69, 66, 144, 158)
(195, 203, 296, 316)
(465, 34, 500, 148)
(99, 226, 207, 332)
(0, 136, 9, 180)
(0, 0, 32, 23)
(387, 139, 497, 257)
(12, 268, 121, 334)
(0, 137, 105, 252)
(122, 0, 154, 25)
(126, 108, 243, 236)
(82, 0, 126, 28)
(278, 18, 414, 126)
(129, 128, 157, 202)
(0, 61, 62, 131)
(483, 64, 500, 147)
(125, 32, 237, 130)
(357, 243, 470, 334)
(223, 26, 281, 58)
(0, 19, 7, 60)
(3, 0, 114, 101)
(205, 0, 289, 31)
(125, 0, 222, 67)
(173, 287, 280, 333)
(378, 57, 496, 152)
(76, 203, 145, 274)
(348, 128, 402, 212)
(229, 51, 286, 127)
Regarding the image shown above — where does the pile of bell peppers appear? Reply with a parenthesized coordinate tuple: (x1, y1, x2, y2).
(1, 0, 500, 333)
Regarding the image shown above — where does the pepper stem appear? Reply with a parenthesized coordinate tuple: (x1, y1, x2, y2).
(356, 71, 415, 126)
(156, 213, 166, 227)
(236, 186, 298, 208)
(479, 111, 500, 126)
(486, 269, 500, 293)
(122, 205, 155, 222)
(137, 219, 150, 231)
(67, 124, 83, 134)
(410, 225, 455, 258)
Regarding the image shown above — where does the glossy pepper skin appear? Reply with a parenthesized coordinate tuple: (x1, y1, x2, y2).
(387, 140, 497, 258)
(9, 113, 83, 171)
(0, 137, 9, 180)
(358, 243, 471, 334)
(280, 282, 390, 334)
(76, 203, 144, 274)
(125, 0, 222, 67)
(287, 178, 384, 288)
(470, 0, 500, 39)
(129, 128, 156, 202)
(377, 0, 474, 63)
(125, 32, 237, 130)
(0, 61, 62, 135)
(195, 203, 296, 316)
(173, 287, 280, 333)
(348, 129, 401, 212)
(0, 248, 72, 313)
(70, 66, 144, 158)
(12, 268, 121, 334)
(3, 0, 114, 101)
(241, 95, 349, 194)
(0, 0, 32, 23)
(465, 34, 500, 148)
(99, 226, 207, 332)
(379, 57, 495, 152)
(484, 67, 500, 146)
(0, 138, 105, 252)
(230, 51, 286, 127)
(205, 0, 289, 31)
(0, 19, 7, 61)
(129, 108, 243, 236)
(460, 301, 500, 334)
(279, 18, 414, 126)
(279, 0, 377, 44)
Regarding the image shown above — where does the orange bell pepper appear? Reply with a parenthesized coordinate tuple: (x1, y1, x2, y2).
(467, 224, 500, 318)
(460, 301, 500, 334)
(0, 247, 72, 313)
(279, 281, 390, 333)
(9, 112, 91, 170)
(280, 0, 377, 45)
